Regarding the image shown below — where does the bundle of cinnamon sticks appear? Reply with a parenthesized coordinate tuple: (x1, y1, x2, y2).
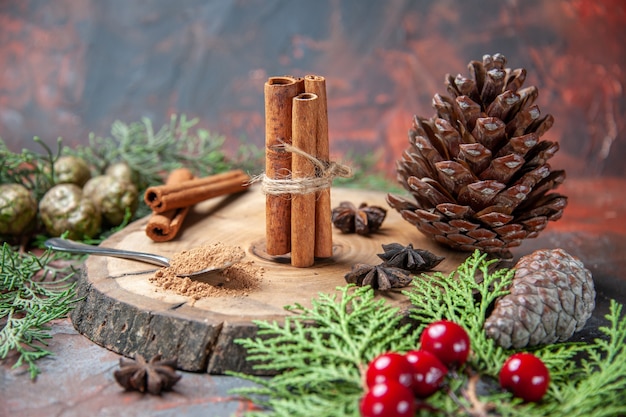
(145, 168, 250, 242)
(264, 75, 333, 267)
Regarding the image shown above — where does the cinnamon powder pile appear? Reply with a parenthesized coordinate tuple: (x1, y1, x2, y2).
(149, 242, 263, 299)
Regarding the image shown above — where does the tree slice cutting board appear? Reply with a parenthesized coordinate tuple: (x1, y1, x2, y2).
(70, 185, 469, 374)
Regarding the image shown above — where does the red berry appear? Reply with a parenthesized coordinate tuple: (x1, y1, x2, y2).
(365, 352, 413, 389)
(360, 381, 415, 417)
(419, 320, 470, 368)
(499, 352, 550, 402)
(405, 350, 447, 398)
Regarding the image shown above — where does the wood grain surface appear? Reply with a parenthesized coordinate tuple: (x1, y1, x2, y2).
(70, 185, 469, 374)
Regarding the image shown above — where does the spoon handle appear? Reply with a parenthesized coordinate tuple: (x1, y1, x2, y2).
(44, 238, 171, 268)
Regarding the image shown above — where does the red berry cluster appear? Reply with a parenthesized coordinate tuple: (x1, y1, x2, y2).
(360, 321, 551, 416)
(360, 320, 469, 417)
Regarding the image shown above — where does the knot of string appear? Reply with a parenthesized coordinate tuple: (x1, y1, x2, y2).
(250, 142, 353, 196)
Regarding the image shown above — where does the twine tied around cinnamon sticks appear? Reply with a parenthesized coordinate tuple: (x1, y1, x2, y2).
(264, 75, 351, 267)
(254, 141, 352, 196)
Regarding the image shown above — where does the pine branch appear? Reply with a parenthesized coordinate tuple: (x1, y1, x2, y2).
(72, 114, 236, 191)
(232, 251, 626, 417)
(68, 114, 263, 220)
(0, 243, 78, 378)
(0, 136, 58, 201)
(538, 300, 626, 417)
(405, 251, 514, 376)
(232, 285, 419, 417)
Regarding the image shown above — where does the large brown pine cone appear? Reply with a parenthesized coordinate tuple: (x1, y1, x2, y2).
(387, 53, 567, 257)
(484, 249, 595, 349)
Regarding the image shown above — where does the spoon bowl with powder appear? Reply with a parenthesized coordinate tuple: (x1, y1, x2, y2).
(44, 238, 244, 279)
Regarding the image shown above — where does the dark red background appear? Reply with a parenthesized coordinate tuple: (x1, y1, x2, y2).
(1, 0, 625, 178)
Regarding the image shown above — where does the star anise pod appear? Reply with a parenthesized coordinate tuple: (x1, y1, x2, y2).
(113, 354, 181, 395)
(377, 243, 444, 273)
(344, 263, 411, 290)
(332, 201, 387, 235)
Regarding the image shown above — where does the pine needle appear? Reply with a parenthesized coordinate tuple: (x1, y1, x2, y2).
(233, 250, 626, 417)
(538, 300, 626, 417)
(0, 243, 78, 379)
(232, 285, 420, 417)
(405, 250, 514, 376)
(71, 114, 255, 191)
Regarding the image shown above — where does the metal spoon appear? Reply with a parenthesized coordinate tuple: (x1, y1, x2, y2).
(44, 238, 243, 278)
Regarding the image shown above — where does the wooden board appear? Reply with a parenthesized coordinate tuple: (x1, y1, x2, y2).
(70, 186, 468, 374)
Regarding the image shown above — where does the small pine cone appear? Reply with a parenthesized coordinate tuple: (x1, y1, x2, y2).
(484, 249, 595, 349)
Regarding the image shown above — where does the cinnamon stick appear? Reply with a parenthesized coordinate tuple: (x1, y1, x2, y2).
(291, 92, 318, 267)
(294, 76, 305, 94)
(284, 75, 305, 94)
(264, 76, 299, 255)
(146, 168, 195, 242)
(144, 169, 250, 213)
(304, 74, 333, 258)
